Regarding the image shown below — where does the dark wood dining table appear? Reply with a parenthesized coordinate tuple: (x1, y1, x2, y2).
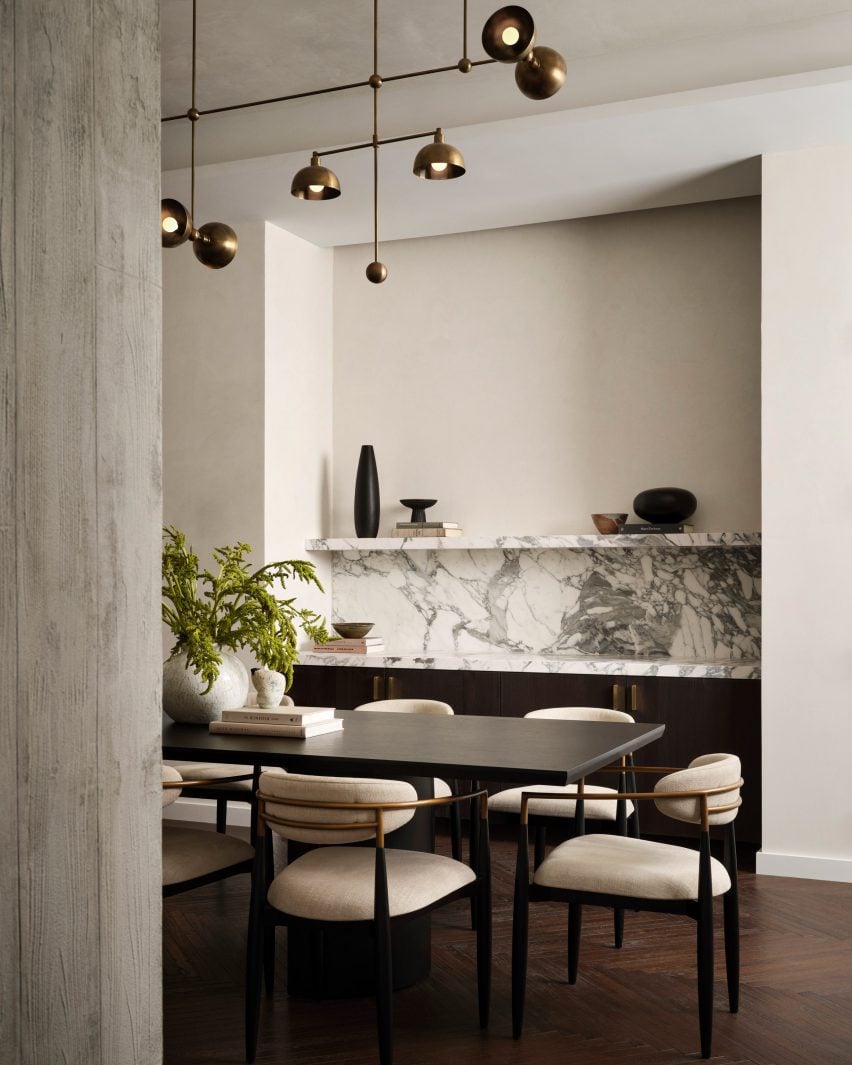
(163, 709, 665, 997)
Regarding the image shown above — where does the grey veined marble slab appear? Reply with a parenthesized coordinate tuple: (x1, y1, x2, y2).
(298, 651, 760, 680)
(307, 533, 761, 551)
(323, 544, 761, 663)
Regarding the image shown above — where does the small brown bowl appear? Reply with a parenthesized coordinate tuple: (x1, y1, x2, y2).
(591, 513, 628, 535)
(332, 622, 374, 639)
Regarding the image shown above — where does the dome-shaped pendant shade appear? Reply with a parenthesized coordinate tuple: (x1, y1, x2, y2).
(291, 155, 341, 200)
(192, 221, 238, 269)
(481, 6, 536, 62)
(515, 45, 566, 99)
(161, 198, 192, 247)
(413, 129, 465, 180)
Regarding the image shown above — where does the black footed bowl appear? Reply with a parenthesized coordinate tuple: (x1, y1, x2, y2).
(633, 487, 697, 524)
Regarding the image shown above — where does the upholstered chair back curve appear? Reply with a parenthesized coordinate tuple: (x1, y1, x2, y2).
(353, 698, 454, 716)
(524, 706, 635, 723)
(162, 765, 183, 807)
(654, 753, 742, 825)
(259, 769, 417, 845)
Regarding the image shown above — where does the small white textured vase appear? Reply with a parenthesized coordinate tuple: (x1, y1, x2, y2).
(252, 668, 287, 709)
(162, 649, 250, 724)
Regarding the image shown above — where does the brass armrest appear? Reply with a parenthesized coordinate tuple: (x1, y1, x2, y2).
(163, 772, 255, 790)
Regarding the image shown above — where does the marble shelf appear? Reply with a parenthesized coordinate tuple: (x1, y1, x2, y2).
(306, 533, 761, 552)
(297, 650, 760, 680)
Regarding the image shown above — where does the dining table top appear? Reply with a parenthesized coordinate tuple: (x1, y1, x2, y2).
(162, 710, 665, 785)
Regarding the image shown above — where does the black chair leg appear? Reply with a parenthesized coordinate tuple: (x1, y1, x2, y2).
(450, 798, 462, 862)
(216, 797, 227, 833)
(469, 783, 480, 930)
(723, 825, 740, 1014)
(375, 854, 393, 1065)
(476, 827, 492, 1029)
(245, 853, 265, 1064)
(697, 836, 715, 1059)
(568, 902, 582, 984)
(511, 882, 529, 1039)
(533, 825, 546, 869)
(263, 925, 276, 995)
(613, 907, 624, 949)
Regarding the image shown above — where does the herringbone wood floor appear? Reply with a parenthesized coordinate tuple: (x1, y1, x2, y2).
(163, 828, 852, 1065)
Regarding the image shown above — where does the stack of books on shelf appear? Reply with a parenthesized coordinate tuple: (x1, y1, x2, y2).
(392, 522, 463, 538)
(617, 522, 695, 534)
(209, 705, 343, 738)
(312, 635, 385, 654)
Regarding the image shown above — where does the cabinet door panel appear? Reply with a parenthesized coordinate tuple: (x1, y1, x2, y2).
(500, 672, 626, 718)
(290, 664, 384, 711)
(627, 676, 761, 844)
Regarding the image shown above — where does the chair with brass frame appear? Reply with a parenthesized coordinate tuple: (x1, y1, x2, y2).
(488, 707, 640, 946)
(352, 698, 464, 862)
(511, 753, 743, 1060)
(245, 770, 492, 1065)
(161, 766, 256, 897)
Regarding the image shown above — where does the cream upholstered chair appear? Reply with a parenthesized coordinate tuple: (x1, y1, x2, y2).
(161, 766, 256, 897)
(489, 707, 639, 946)
(353, 698, 464, 861)
(512, 753, 743, 1060)
(245, 770, 491, 1065)
(172, 694, 295, 834)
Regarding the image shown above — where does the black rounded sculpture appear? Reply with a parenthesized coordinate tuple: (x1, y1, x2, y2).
(633, 487, 697, 524)
(354, 445, 380, 537)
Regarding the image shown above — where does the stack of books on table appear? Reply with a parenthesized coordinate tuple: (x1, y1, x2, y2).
(209, 705, 343, 738)
(392, 522, 463, 538)
(617, 522, 695, 534)
(312, 636, 385, 654)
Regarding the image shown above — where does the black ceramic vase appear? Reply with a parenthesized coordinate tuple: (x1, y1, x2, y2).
(354, 445, 380, 537)
(633, 487, 697, 524)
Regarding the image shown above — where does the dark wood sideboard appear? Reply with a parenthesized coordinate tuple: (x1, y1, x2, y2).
(288, 664, 761, 845)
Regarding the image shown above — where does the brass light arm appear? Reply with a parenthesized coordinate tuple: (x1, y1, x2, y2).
(316, 130, 447, 158)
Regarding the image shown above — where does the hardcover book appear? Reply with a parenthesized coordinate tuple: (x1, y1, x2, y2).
(209, 718, 344, 739)
(617, 523, 695, 534)
(391, 528, 463, 537)
(395, 522, 460, 529)
(221, 705, 336, 725)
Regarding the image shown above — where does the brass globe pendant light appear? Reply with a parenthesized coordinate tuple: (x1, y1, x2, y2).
(162, 0, 564, 281)
(160, 0, 237, 270)
(413, 129, 466, 180)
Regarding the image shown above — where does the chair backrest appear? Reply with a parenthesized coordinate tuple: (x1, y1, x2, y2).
(654, 753, 742, 825)
(259, 769, 417, 844)
(524, 706, 635, 724)
(353, 698, 454, 716)
(162, 765, 183, 807)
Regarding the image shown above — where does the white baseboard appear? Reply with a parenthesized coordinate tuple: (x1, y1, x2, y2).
(162, 796, 252, 828)
(756, 850, 852, 883)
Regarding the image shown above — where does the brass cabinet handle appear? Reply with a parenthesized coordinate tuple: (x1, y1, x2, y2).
(386, 675, 397, 699)
(372, 674, 382, 701)
(629, 683, 639, 714)
(611, 683, 622, 711)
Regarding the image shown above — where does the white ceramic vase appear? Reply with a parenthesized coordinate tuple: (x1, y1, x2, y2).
(162, 648, 250, 724)
(251, 668, 287, 708)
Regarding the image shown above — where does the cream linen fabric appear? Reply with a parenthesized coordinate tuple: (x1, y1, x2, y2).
(162, 824, 254, 886)
(353, 699, 453, 716)
(525, 707, 635, 724)
(172, 762, 256, 791)
(489, 783, 633, 821)
(534, 834, 731, 900)
(162, 765, 183, 807)
(267, 846, 475, 920)
(654, 754, 742, 826)
(260, 770, 416, 844)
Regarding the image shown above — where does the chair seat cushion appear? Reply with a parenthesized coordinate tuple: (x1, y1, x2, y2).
(433, 777, 452, 799)
(488, 784, 633, 821)
(533, 834, 731, 901)
(268, 846, 475, 921)
(174, 763, 256, 792)
(162, 825, 255, 886)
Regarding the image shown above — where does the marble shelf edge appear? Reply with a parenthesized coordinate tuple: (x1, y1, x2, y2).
(296, 650, 761, 681)
(305, 533, 762, 552)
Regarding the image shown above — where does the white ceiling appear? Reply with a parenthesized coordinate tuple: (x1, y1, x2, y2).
(160, 2, 852, 246)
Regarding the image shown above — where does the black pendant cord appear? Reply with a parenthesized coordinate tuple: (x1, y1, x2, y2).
(190, 0, 197, 224)
(373, 0, 379, 267)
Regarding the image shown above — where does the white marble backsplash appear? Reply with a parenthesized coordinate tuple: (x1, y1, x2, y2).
(330, 546, 761, 661)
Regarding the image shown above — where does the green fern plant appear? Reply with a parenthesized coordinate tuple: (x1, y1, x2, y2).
(162, 526, 330, 693)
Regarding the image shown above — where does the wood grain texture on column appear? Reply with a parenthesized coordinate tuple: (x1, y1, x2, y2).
(7, 0, 163, 1062)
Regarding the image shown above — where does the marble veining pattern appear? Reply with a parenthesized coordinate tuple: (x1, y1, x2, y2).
(308, 532, 761, 551)
(328, 546, 761, 662)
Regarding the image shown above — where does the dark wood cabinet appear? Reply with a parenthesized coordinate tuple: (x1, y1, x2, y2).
(289, 663, 761, 844)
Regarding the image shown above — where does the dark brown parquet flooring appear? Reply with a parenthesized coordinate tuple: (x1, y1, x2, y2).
(163, 828, 852, 1065)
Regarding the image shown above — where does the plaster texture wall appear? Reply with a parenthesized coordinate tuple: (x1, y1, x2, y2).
(332, 199, 761, 538)
(2, 0, 163, 1059)
(759, 144, 852, 883)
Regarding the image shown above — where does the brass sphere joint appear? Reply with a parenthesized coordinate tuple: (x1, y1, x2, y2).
(187, 107, 200, 122)
(368, 73, 383, 90)
(458, 57, 473, 73)
(366, 261, 388, 284)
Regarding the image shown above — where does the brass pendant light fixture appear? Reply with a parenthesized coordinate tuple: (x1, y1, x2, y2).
(161, 3, 564, 281)
(160, 0, 237, 270)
